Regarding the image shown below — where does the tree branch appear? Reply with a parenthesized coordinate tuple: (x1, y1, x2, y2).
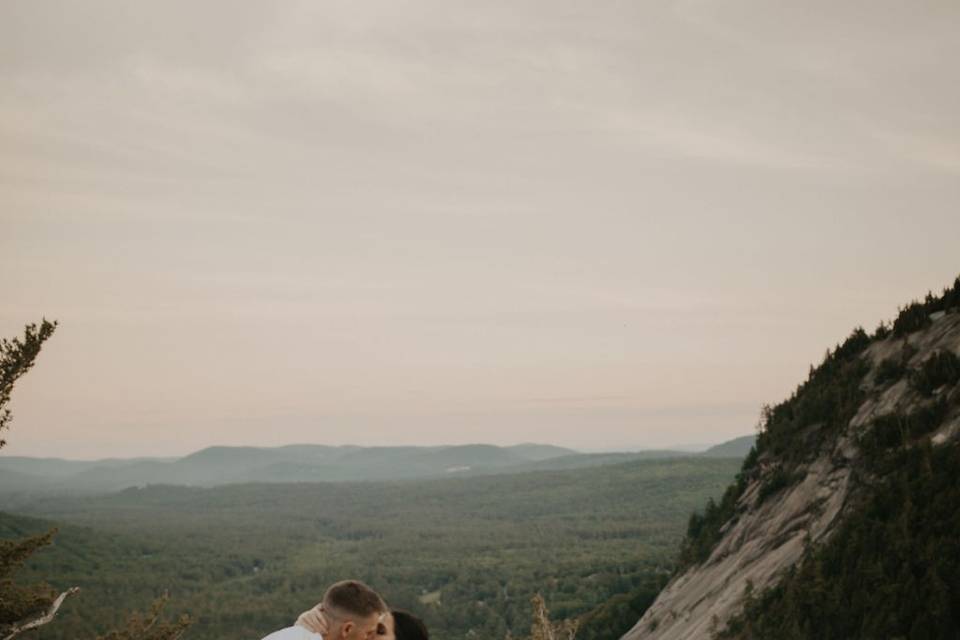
(1, 587, 79, 640)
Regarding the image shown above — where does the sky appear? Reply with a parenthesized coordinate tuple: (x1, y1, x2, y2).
(2, 1, 959, 459)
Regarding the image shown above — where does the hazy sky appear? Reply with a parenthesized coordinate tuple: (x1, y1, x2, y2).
(2, 1, 958, 459)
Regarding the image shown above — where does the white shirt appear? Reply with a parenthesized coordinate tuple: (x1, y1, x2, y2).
(261, 626, 323, 640)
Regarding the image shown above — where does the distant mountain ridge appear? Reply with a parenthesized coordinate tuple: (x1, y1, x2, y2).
(0, 439, 751, 495)
(1, 443, 581, 493)
(701, 435, 756, 458)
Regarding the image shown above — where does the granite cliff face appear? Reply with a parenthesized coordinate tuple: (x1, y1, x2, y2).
(622, 298, 960, 640)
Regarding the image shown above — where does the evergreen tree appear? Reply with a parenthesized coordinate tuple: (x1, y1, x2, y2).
(0, 320, 62, 638)
(0, 319, 57, 450)
(0, 320, 189, 640)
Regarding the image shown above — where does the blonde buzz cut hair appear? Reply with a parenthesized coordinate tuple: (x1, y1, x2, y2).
(321, 580, 387, 620)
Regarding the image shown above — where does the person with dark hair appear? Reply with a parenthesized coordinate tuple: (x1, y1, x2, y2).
(389, 610, 429, 640)
(296, 604, 429, 640)
(262, 580, 387, 640)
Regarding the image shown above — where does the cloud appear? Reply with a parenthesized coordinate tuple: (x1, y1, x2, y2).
(3, 1, 960, 455)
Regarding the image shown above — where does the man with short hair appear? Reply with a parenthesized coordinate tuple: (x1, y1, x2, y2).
(261, 580, 387, 640)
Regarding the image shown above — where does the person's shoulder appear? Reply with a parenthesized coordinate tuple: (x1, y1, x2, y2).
(260, 626, 322, 640)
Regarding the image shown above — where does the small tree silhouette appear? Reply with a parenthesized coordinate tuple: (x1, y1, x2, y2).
(529, 594, 578, 640)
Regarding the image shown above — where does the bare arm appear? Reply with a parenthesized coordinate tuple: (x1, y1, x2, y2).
(295, 604, 330, 636)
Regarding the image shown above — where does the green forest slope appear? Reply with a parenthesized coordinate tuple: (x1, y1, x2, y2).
(663, 276, 960, 639)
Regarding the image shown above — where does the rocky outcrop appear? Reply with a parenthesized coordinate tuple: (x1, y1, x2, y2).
(622, 310, 960, 640)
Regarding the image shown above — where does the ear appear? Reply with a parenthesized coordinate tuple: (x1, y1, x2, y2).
(340, 620, 354, 639)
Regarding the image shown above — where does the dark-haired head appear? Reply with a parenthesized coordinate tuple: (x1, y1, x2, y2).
(391, 610, 428, 640)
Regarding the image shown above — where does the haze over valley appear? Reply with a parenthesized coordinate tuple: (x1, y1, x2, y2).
(0, 437, 754, 495)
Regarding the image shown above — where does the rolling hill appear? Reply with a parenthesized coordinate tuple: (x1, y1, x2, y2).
(0, 442, 708, 495)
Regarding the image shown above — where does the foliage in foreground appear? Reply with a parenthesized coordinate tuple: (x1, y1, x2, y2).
(95, 597, 190, 640)
(508, 594, 578, 640)
(513, 580, 670, 640)
(528, 594, 578, 640)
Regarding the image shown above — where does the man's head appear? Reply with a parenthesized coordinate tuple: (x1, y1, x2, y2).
(321, 580, 388, 640)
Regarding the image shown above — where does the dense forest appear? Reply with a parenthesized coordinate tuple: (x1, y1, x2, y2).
(721, 442, 960, 639)
(2, 456, 740, 639)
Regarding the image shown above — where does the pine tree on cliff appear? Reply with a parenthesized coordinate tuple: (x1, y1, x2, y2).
(0, 319, 62, 640)
(0, 320, 190, 640)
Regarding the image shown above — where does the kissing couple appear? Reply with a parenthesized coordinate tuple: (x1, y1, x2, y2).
(262, 580, 428, 640)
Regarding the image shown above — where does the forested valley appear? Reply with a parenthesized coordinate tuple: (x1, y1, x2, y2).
(2, 456, 740, 639)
